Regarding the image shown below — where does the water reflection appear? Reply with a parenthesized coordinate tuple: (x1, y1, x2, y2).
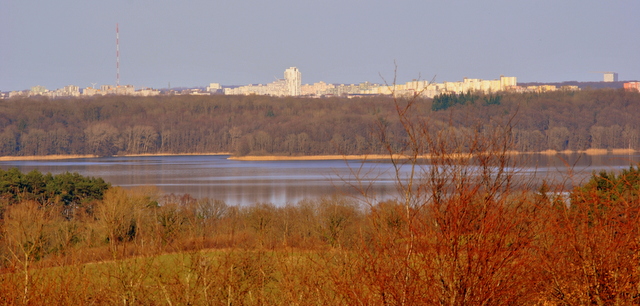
(0, 153, 638, 206)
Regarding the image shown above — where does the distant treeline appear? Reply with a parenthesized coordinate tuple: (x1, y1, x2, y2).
(1, 89, 639, 157)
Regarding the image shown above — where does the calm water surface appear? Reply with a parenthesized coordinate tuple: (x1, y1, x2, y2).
(1, 153, 638, 206)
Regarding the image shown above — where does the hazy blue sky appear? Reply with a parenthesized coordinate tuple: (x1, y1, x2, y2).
(1, 0, 639, 91)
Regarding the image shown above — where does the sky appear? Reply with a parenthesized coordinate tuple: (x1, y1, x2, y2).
(1, 0, 639, 91)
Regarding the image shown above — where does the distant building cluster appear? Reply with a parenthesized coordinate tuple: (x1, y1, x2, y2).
(224, 68, 519, 98)
(378, 76, 518, 98)
(3, 67, 638, 99)
(224, 67, 302, 96)
(6, 84, 160, 99)
(514, 84, 580, 93)
(10, 85, 82, 99)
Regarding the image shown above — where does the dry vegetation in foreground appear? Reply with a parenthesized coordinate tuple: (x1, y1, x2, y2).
(1, 95, 640, 305)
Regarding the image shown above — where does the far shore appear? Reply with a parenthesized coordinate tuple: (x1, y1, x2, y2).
(0, 154, 99, 161)
(121, 152, 232, 157)
(229, 148, 639, 161)
(0, 149, 637, 162)
(229, 154, 402, 161)
(0, 153, 230, 162)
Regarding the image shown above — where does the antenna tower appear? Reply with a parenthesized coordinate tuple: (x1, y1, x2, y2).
(116, 23, 120, 87)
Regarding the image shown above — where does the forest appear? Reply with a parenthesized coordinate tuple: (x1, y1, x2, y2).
(1, 88, 639, 157)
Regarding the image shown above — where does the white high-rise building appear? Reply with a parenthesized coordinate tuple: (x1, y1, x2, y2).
(284, 67, 301, 96)
(604, 72, 618, 82)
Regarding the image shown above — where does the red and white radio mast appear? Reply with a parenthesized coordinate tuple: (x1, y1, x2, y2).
(116, 23, 120, 87)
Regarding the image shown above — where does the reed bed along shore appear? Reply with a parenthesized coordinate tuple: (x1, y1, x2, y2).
(0, 153, 230, 161)
(121, 152, 232, 157)
(229, 149, 639, 161)
(228, 154, 402, 161)
(0, 148, 637, 162)
(0, 154, 98, 161)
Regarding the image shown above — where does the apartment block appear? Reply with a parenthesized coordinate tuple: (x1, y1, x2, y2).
(624, 82, 640, 92)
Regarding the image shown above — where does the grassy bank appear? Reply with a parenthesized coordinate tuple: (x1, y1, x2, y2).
(0, 247, 341, 305)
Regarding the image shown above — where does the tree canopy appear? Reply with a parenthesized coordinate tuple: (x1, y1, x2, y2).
(0, 168, 110, 218)
(0, 89, 639, 157)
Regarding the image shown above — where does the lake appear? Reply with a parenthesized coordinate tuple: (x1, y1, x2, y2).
(1, 153, 639, 206)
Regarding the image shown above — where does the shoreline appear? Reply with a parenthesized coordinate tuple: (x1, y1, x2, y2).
(0, 154, 99, 161)
(0, 152, 231, 162)
(121, 152, 231, 157)
(229, 154, 405, 161)
(230, 148, 639, 161)
(0, 149, 636, 162)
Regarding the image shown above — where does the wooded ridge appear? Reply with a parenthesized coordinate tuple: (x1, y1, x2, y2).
(1, 88, 638, 157)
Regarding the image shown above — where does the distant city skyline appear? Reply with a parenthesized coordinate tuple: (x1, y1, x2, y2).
(1, 1, 639, 92)
(20, 66, 638, 99)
